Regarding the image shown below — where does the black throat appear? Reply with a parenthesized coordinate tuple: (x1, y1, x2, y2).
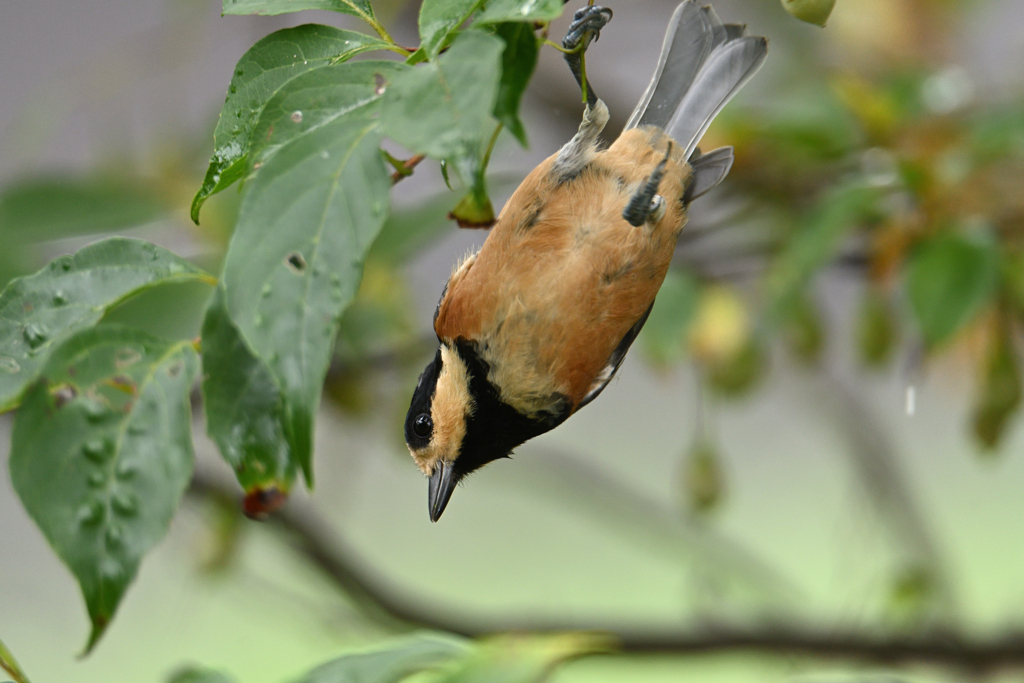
(452, 339, 570, 479)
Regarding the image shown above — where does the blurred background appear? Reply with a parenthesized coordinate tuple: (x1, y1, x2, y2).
(4, 0, 1024, 680)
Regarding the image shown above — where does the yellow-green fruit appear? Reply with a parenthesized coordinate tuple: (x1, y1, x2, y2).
(684, 441, 726, 514)
(781, 0, 837, 27)
(972, 327, 1022, 450)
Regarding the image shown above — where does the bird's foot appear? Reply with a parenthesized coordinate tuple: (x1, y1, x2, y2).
(562, 5, 613, 53)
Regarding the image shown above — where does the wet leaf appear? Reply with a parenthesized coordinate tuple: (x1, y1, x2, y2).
(8, 326, 199, 653)
(418, 0, 484, 59)
(0, 238, 213, 413)
(381, 30, 504, 161)
(429, 634, 609, 683)
(249, 61, 408, 168)
(296, 634, 469, 683)
(191, 25, 392, 223)
(222, 0, 375, 19)
(201, 288, 296, 512)
(472, 0, 563, 25)
(0, 176, 166, 242)
(639, 268, 699, 367)
(492, 23, 540, 147)
(367, 193, 459, 264)
(907, 231, 998, 348)
(780, 0, 836, 27)
(220, 90, 391, 485)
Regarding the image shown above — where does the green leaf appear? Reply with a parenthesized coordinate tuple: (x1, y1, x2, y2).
(295, 634, 469, 683)
(221, 94, 392, 485)
(0, 238, 214, 413)
(249, 61, 409, 168)
(765, 183, 879, 322)
(367, 192, 458, 264)
(381, 30, 504, 160)
(429, 634, 609, 683)
(222, 0, 375, 19)
(191, 25, 392, 223)
(167, 668, 238, 683)
(0, 176, 166, 242)
(907, 231, 998, 348)
(0, 636, 32, 683)
(8, 326, 199, 653)
(201, 288, 296, 510)
(492, 23, 539, 147)
(639, 268, 699, 367)
(418, 0, 484, 59)
(472, 0, 563, 24)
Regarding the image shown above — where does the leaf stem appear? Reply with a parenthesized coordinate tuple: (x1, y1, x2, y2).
(481, 122, 504, 174)
(0, 637, 32, 683)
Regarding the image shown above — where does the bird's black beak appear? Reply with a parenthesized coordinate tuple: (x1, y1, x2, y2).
(428, 461, 457, 522)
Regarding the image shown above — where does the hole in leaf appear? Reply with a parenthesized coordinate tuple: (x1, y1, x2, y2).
(286, 252, 307, 273)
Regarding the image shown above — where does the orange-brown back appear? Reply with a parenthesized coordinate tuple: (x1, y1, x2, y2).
(435, 127, 691, 416)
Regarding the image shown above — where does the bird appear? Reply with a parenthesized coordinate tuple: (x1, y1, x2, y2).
(405, 2, 767, 522)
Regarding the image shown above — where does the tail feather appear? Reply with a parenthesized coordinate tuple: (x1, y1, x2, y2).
(626, 1, 767, 160)
(622, 2, 713, 131)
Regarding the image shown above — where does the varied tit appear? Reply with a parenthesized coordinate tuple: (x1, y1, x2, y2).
(406, 2, 767, 521)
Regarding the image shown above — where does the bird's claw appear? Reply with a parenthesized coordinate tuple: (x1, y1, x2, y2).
(562, 5, 613, 52)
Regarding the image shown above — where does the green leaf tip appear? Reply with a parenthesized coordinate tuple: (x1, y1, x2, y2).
(9, 326, 200, 654)
(191, 25, 395, 223)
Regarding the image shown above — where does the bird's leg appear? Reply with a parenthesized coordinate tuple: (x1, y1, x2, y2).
(623, 142, 673, 227)
(562, 5, 613, 108)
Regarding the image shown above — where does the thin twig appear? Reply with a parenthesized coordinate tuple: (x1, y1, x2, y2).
(188, 470, 1024, 674)
(391, 155, 426, 184)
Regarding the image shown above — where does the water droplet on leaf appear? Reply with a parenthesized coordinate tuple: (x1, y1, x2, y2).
(112, 492, 138, 517)
(115, 347, 142, 369)
(116, 460, 138, 479)
(22, 323, 48, 348)
(105, 524, 124, 549)
(83, 399, 111, 423)
(77, 499, 105, 526)
(291, 111, 303, 123)
(83, 439, 112, 463)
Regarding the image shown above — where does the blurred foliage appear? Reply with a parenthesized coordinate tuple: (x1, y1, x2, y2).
(3, 0, 1024, 679)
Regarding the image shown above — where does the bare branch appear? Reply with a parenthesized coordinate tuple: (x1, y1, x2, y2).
(188, 469, 1024, 674)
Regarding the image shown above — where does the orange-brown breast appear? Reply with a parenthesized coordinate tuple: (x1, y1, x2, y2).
(435, 127, 691, 416)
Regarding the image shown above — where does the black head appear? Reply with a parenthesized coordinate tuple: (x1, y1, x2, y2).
(405, 341, 567, 521)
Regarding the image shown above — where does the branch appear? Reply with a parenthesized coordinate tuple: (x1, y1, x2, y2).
(188, 470, 1024, 674)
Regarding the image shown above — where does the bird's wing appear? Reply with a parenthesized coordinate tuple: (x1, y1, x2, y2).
(575, 302, 654, 411)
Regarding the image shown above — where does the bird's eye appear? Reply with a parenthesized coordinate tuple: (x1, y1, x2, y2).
(413, 413, 433, 438)
(649, 195, 666, 223)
